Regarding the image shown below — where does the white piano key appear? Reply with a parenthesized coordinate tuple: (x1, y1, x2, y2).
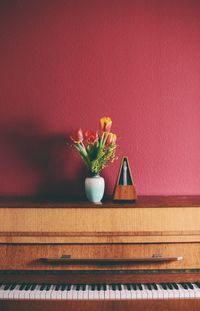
(82, 285, 89, 300)
(8, 285, 18, 299)
(120, 286, 128, 300)
(32, 285, 43, 300)
(130, 289, 137, 299)
(24, 289, 32, 299)
(2, 286, 12, 299)
(141, 284, 153, 299)
(148, 290, 156, 299)
(55, 289, 62, 300)
(115, 289, 121, 300)
(156, 284, 165, 299)
(18, 286, 27, 300)
(166, 288, 174, 299)
(108, 285, 116, 300)
(13, 285, 22, 299)
(104, 285, 110, 300)
(120, 285, 129, 299)
(72, 285, 79, 300)
(88, 285, 95, 300)
(39, 288, 47, 300)
(187, 288, 195, 298)
(93, 288, 100, 300)
(77, 289, 84, 300)
(139, 284, 148, 299)
(49, 285, 58, 300)
(135, 286, 143, 299)
(159, 285, 169, 299)
(124, 285, 132, 299)
(192, 283, 200, 298)
(176, 284, 186, 299)
(0, 285, 6, 299)
(171, 288, 180, 299)
(44, 285, 55, 300)
(178, 284, 190, 298)
(99, 289, 105, 300)
(168, 284, 180, 299)
(66, 286, 74, 300)
(28, 285, 38, 299)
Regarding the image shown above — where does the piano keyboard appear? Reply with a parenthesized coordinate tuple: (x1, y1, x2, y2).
(0, 283, 200, 300)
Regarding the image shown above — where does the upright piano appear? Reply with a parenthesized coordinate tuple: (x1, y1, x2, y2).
(0, 196, 200, 310)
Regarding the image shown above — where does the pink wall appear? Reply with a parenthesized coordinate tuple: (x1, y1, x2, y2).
(0, 0, 200, 197)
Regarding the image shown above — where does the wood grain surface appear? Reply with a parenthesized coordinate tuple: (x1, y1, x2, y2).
(0, 243, 199, 270)
(1, 299, 200, 311)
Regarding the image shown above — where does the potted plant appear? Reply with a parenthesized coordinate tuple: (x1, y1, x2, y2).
(69, 117, 117, 203)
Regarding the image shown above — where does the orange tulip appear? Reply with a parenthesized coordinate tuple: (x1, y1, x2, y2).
(69, 129, 83, 144)
(100, 117, 112, 132)
(106, 133, 117, 145)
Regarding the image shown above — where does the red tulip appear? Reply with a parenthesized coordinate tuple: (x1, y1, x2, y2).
(69, 129, 84, 144)
(84, 130, 98, 144)
(100, 117, 112, 132)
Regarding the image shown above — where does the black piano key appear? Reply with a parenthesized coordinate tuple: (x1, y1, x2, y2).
(9, 284, 17, 291)
(19, 284, 26, 290)
(24, 284, 32, 291)
(146, 284, 153, 290)
(62, 284, 71, 291)
(4, 284, 12, 290)
(30, 284, 37, 291)
(75, 285, 80, 291)
(172, 283, 179, 290)
(195, 282, 200, 289)
(46, 284, 51, 291)
(103, 285, 107, 291)
(167, 283, 173, 290)
(187, 282, 194, 289)
(126, 284, 131, 291)
(180, 283, 189, 290)
(111, 284, 116, 291)
(160, 283, 168, 290)
(131, 284, 137, 290)
(55, 284, 60, 291)
(152, 283, 158, 290)
(137, 284, 143, 290)
(40, 284, 46, 291)
(67, 285, 72, 291)
(91, 284, 96, 291)
(117, 284, 122, 291)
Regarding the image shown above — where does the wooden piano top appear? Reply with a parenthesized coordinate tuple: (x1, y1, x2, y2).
(0, 195, 200, 208)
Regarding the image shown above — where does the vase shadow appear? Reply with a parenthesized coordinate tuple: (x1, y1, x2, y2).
(1, 119, 88, 199)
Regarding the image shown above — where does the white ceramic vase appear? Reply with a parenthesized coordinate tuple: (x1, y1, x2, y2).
(85, 175, 105, 204)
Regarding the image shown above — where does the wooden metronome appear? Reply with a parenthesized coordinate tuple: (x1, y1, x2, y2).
(113, 156, 137, 201)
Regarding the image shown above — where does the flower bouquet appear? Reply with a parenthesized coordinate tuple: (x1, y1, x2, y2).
(69, 117, 117, 175)
(69, 117, 117, 203)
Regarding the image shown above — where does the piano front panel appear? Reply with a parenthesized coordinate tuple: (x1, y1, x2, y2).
(0, 242, 199, 270)
(1, 299, 200, 311)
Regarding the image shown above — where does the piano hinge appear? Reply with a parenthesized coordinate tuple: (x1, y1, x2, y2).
(152, 253, 162, 258)
(61, 255, 71, 259)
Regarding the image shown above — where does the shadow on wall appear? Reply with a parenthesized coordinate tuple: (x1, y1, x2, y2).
(2, 120, 88, 199)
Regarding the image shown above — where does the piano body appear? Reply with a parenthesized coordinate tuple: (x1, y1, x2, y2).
(0, 196, 200, 310)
